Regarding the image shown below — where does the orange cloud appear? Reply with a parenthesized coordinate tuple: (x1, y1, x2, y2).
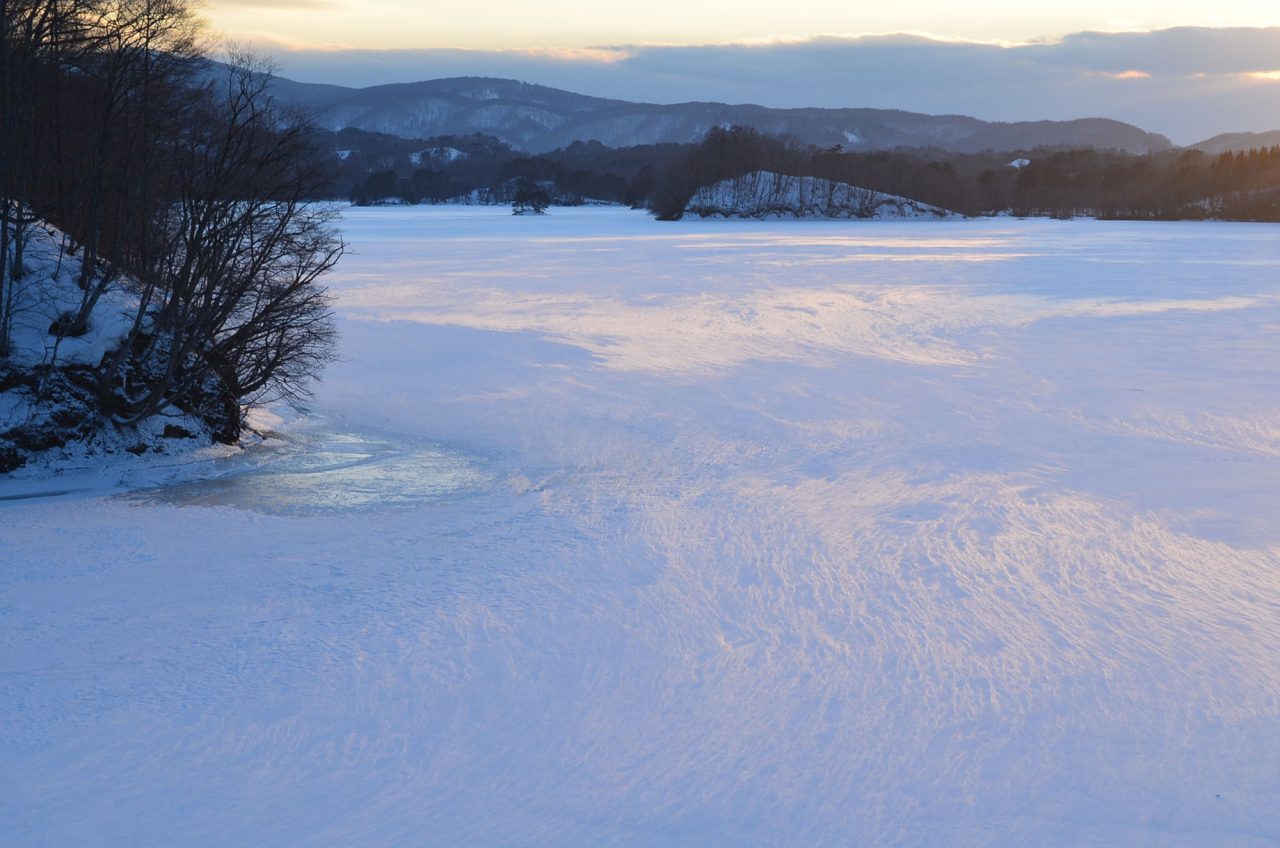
(504, 47, 634, 64)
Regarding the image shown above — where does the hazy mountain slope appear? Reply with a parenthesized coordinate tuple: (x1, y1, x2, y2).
(269, 75, 1174, 154)
(1192, 130, 1280, 154)
(267, 75, 355, 108)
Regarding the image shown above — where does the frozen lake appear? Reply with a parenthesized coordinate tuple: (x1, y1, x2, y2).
(3, 207, 1280, 846)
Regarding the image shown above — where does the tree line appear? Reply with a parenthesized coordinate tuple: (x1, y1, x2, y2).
(320, 123, 1280, 222)
(315, 131, 676, 208)
(650, 127, 1280, 220)
(1, 0, 341, 455)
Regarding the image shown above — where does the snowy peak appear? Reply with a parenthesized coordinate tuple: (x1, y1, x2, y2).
(685, 172, 955, 219)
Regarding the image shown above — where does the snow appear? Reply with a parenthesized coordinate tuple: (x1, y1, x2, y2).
(686, 171, 954, 219)
(408, 148, 470, 167)
(464, 86, 502, 101)
(0, 220, 216, 467)
(3, 207, 1280, 846)
(3, 221, 136, 370)
(427, 145, 467, 163)
(439, 177, 555, 206)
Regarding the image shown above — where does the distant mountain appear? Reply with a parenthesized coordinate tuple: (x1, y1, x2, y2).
(268, 75, 1174, 155)
(1191, 131, 1280, 154)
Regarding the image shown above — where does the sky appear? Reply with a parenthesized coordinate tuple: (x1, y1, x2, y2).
(203, 2, 1280, 142)
(206, 1, 1280, 49)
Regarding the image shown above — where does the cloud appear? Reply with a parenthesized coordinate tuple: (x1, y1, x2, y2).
(511, 47, 635, 64)
(259, 27, 1280, 143)
(1095, 70, 1152, 80)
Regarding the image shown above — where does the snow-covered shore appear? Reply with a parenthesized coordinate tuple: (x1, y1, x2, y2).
(0, 221, 218, 474)
(3, 207, 1279, 847)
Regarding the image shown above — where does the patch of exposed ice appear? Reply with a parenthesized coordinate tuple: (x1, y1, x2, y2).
(127, 425, 487, 515)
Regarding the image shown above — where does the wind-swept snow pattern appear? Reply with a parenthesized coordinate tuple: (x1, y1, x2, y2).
(685, 170, 954, 219)
(3, 208, 1280, 847)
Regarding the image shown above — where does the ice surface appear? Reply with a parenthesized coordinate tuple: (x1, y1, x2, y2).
(2, 207, 1280, 846)
(125, 423, 487, 516)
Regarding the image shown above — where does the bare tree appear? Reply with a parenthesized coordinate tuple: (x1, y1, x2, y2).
(3, 2, 342, 447)
(99, 56, 342, 441)
(58, 0, 204, 334)
(1, 0, 88, 353)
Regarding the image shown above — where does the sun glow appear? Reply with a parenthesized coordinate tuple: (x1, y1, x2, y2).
(202, 0, 1280, 51)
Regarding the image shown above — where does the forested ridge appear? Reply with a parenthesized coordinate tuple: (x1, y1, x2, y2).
(326, 124, 1280, 221)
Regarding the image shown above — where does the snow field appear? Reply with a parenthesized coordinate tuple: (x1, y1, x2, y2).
(2, 207, 1280, 846)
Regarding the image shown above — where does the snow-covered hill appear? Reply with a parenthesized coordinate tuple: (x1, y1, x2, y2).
(686, 171, 954, 219)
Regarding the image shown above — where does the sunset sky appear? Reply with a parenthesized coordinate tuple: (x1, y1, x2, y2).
(205, 1, 1280, 49)
(202, 2, 1280, 140)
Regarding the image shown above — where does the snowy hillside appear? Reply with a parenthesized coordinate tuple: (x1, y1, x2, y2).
(686, 171, 954, 219)
(1, 222, 134, 372)
(0, 221, 214, 471)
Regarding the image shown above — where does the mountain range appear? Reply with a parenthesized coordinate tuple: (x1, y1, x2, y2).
(266, 74, 1279, 156)
(270, 76, 1182, 155)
